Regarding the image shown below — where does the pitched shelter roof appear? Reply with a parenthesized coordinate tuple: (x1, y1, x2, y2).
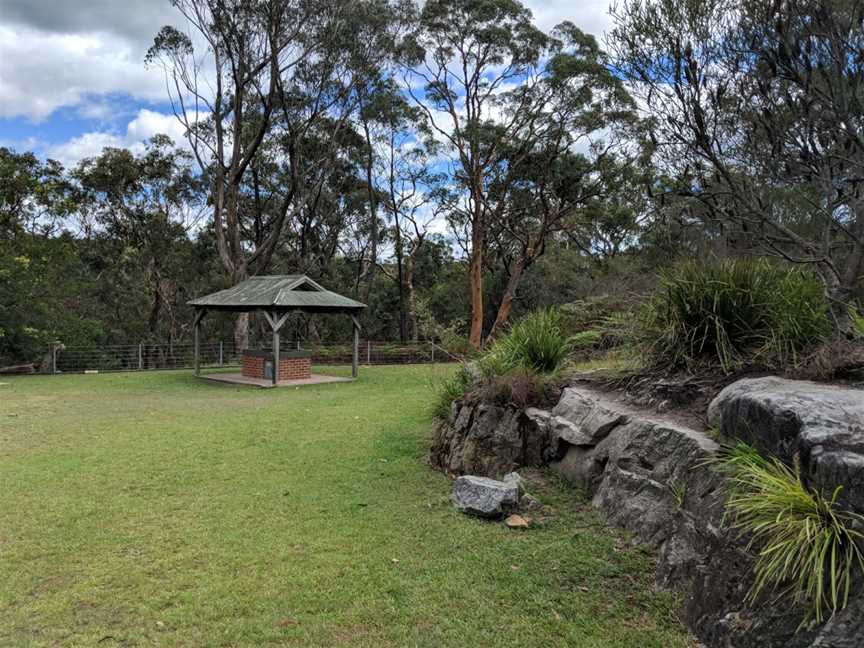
(188, 275, 366, 312)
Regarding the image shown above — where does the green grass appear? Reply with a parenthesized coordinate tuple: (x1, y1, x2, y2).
(0, 366, 691, 647)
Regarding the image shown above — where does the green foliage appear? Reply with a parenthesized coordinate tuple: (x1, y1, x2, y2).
(485, 308, 572, 375)
(570, 330, 603, 351)
(850, 304, 864, 340)
(716, 444, 864, 625)
(640, 259, 830, 372)
(432, 309, 571, 419)
(476, 366, 560, 409)
(431, 363, 475, 420)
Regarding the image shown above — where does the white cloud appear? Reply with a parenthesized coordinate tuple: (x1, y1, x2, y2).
(524, 0, 614, 37)
(0, 25, 167, 121)
(45, 109, 190, 167)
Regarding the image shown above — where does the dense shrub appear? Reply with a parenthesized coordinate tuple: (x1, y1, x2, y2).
(640, 259, 830, 372)
(715, 444, 864, 625)
(484, 308, 571, 375)
(432, 309, 571, 419)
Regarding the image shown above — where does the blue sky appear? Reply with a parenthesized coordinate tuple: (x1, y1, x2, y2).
(0, 0, 613, 168)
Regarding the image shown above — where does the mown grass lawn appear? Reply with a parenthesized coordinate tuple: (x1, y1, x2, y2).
(0, 366, 692, 647)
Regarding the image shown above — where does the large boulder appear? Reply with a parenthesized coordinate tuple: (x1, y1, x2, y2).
(451, 473, 521, 518)
(708, 377, 864, 511)
(552, 388, 628, 446)
(430, 401, 557, 477)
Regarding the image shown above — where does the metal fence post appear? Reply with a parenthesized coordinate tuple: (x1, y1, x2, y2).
(138, 343, 143, 371)
(51, 342, 57, 375)
(219, 340, 224, 367)
(367, 340, 371, 365)
(431, 341, 435, 363)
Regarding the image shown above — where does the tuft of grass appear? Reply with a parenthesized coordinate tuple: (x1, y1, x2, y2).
(432, 309, 572, 419)
(715, 443, 864, 626)
(430, 363, 474, 420)
(640, 259, 830, 373)
(485, 308, 572, 375)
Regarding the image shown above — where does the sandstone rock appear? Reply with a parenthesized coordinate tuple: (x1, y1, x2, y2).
(502, 471, 524, 495)
(451, 475, 520, 518)
(552, 388, 629, 445)
(504, 514, 529, 528)
(430, 402, 556, 476)
(708, 376, 864, 511)
(682, 537, 819, 648)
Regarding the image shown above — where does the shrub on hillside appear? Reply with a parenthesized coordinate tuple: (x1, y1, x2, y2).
(483, 308, 571, 375)
(639, 259, 830, 373)
(432, 309, 571, 418)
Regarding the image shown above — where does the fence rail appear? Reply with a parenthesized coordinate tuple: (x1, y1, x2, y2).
(48, 340, 457, 374)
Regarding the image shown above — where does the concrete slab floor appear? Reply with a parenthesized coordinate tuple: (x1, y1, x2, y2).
(199, 372, 353, 388)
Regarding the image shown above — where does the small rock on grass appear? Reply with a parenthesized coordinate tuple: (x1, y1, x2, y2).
(452, 474, 520, 518)
(504, 514, 530, 529)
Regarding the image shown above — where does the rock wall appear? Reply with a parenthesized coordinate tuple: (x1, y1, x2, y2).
(430, 377, 864, 648)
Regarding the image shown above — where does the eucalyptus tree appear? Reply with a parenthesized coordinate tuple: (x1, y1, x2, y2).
(147, 0, 409, 347)
(486, 148, 645, 340)
(608, 0, 864, 332)
(0, 148, 72, 238)
(73, 136, 203, 339)
(402, 1, 634, 346)
(378, 120, 448, 342)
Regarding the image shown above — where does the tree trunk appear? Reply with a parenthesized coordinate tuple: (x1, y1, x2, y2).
(148, 285, 162, 335)
(486, 254, 529, 343)
(405, 255, 419, 343)
(468, 235, 484, 348)
(231, 262, 250, 350)
(233, 312, 250, 351)
(394, 220, 407, 343)
(361, 120, 378, 303)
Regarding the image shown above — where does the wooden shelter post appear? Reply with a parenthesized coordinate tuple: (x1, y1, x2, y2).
(351, 315, 361, 379)
(263, 310, 290, 386)
(193, 309, 206, 376)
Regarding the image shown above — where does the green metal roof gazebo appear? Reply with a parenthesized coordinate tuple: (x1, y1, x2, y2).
(188, 275, 366, 384)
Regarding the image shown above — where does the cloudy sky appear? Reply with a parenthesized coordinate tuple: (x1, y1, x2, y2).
(0, 0, 614, 168)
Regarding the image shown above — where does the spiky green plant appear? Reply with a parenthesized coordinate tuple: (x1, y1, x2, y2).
(716, 444, 864, 625)
(641, 259, 830, 373)
(485, 308, 571, 375)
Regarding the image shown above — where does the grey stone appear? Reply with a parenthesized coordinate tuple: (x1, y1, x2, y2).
(709, 376, 864, 511)
(502, 471, 524, 495)
(552, 388, 629, 445)
(451, 475, 520, 518)
(811, 594, 864, 647)
(430, 402, 557, 476)
(434, 380, 864, 646)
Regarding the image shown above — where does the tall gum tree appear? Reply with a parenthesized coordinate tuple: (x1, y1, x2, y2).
(402, 1, 634, 346)
(147, 0, 408, 348)
(608, 0, 864, 333)
(400, 0, 548, 348)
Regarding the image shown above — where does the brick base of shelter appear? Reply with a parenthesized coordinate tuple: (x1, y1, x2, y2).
(241, 349, 312, 381)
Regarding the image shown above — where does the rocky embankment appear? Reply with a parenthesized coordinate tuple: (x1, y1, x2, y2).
(430, 376, 864, 648)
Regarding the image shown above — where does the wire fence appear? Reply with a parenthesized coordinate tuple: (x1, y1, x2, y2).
(48, 340, 459, 374)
